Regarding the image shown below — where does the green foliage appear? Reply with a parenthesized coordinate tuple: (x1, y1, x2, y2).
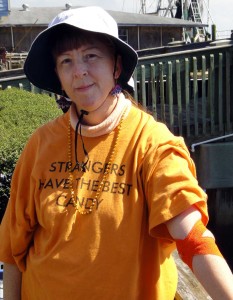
(0, 88, 62, 220)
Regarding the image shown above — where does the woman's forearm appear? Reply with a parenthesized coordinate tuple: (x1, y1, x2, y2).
(166, 205, 233, 299)
(3, 263, 22, 300)
(193, 255, 233, 300)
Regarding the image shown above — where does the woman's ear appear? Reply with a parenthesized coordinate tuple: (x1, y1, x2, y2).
(114, 55, 122, 79)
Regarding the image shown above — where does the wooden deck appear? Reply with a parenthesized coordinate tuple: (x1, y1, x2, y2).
(173, 251, 212, 299)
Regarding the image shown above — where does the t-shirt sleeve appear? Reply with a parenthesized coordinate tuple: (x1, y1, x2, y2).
(141, 123, 208, 240)
(0, 133, 38, 272)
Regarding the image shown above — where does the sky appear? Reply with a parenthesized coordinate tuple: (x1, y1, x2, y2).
(9, 0, 233, 38)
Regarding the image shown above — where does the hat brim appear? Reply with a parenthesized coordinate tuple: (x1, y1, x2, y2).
(24, 23, 138, 95)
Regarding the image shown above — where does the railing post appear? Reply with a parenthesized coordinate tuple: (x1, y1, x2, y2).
(225, 51, 231, 132)
(159, 62, 165, 122)
(133, 69, 138, 103)
(218, 53, 223, 132)
(168, 61, 174, 131)
(150, 64, 157, 120)
(185, 58, 190, 138)
(208, 54, 215, 135)
(176, 59, 182, 135)
(201, 56, 207, 135)
(140, 65, 146, 108)
(193, 57, 199, 137)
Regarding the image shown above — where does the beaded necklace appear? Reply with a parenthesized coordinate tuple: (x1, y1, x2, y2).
(67, 110, 126, 215)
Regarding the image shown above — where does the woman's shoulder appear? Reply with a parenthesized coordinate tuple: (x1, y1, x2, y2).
(19, 112, 68, 154)
(33, 111, 68, 136)
(128, 104, 188, 151)
(129, 104, 173, 135)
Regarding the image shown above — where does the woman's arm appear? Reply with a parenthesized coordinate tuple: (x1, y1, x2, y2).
(166, 205, 233, 300)
(3, 263, 22, 300)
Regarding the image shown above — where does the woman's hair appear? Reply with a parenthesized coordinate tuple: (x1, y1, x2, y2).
(50, 26, 116, 61)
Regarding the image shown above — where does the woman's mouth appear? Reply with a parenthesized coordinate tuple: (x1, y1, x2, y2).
(76, 83, 94, 92)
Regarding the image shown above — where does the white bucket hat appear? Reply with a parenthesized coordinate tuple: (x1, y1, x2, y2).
(24, 6, 138, 95)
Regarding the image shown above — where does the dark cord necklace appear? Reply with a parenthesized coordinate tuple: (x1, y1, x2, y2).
(74, 108, 89, 172)
(67, 109, 126, 214)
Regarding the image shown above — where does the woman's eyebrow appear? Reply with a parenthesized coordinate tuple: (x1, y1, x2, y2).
(82, 45, 101, 51)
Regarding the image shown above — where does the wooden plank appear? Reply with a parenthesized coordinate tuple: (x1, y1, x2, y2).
(225, 51, 231, 132)
(140, 65, 147, 108)
(201, 56, 207, 135)
(150, 64, 157, 120)
(168, 61, 174, 131)
(133, 68, 138, 102)
(193, 57, 198, 137)
(176, 59, 183, 135)
(208, 54, 215, 134)
(173, 250, 212, 300)
(218, 53, 223, 132)
(185, 58, 190, 137)
(159, 62, 166, 122)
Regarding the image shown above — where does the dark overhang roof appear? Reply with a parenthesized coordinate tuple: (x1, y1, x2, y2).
(0, 6, 207, 28)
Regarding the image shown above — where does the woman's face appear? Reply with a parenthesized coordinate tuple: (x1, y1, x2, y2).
(55, 38, 122, 114)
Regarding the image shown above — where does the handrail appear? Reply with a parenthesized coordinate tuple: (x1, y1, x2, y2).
(138, 39, 233, 62)
(190, 133, 233, 152)
(0, 75, 26, 82)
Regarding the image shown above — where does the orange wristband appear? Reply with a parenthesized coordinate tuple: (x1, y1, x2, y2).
(175, 219, 223, 271)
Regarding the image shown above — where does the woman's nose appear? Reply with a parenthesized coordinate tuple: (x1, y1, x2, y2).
(73, 61, 88, 78)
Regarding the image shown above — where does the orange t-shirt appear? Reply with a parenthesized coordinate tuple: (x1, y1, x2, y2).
(0, 105, 208, 299)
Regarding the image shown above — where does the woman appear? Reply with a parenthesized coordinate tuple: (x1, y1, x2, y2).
(0, 6, 233, 300)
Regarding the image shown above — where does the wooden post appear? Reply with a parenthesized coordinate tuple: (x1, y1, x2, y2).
(159, 62, 165, 122)
(150, 64, 157, 120)
(185, 58, 190, 137)
(218, 53, 223, 132)
(201, 56, 207, 135)
(140, 65, 146, 108)
(176, 59, 183, 136)
(193, 57, 198, 137)
(212, 24, 217, 41)
(168, 61, 174, 131)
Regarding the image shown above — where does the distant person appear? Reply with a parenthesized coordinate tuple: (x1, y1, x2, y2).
(175, 0, 182, 19)
(0, 6, 233, 300)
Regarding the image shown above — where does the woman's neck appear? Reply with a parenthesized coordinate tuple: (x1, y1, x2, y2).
(70, 94, 118, 126)
(69, 93, 132, 137)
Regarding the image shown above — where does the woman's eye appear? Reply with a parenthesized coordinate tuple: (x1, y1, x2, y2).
(85, 53, 98, 61)
(57, 56, 71, 66)
(61, 58, 71, 64)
